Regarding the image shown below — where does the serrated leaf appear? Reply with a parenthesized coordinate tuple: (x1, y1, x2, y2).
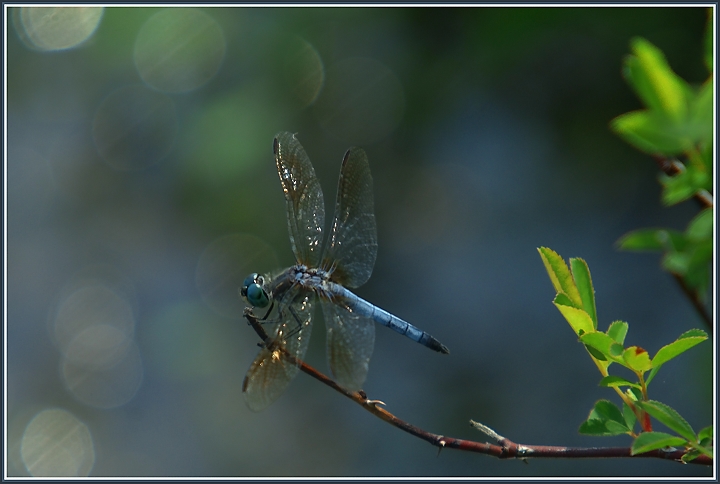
(554, 302, 595, 335)
(580, 400, 631, 436)
(636, 400, 697, 441)
(632, 431, 688, 455)
(676, 328, 707, 339)
(616, 228, 686, 252)
(625, 37, 690, 120)
(553, 292, 578, 309)
(570, 258, 597, 329)
(538, 247, 582, 307)
(580, 332, 622, 361)
(585, 344, 607, 361)
(651, 331, 708, 368)
(607, 321, 629, 345)
(579, 419, 618, 436)
(591, 399, 626, 423)
(599, 375, 640, 388)
(623, 401, 637, 431)
(611, 110, 689, 155)
(623, 346, 652, 373)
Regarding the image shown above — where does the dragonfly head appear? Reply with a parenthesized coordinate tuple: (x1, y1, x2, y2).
(241, 273, 270, 308)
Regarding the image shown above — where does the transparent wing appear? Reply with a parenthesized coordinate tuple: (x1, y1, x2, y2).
(321, 147, 378, 288)
(321, 296, 375, 391)
(274, 131, 325, 267)
(243, 289, 314, 412)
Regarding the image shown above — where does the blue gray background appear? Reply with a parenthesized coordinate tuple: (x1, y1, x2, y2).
(6, 6, 713, 477)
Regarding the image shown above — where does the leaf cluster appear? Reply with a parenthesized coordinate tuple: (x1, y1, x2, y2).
(610, 12, 713, 305)
(538, 247, 711, 462)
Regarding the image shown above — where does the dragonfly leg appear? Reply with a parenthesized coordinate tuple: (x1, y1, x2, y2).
(282, 303, 306, 339)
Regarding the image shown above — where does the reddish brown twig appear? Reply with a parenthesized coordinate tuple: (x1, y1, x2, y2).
(244, 312, 712, 467)
(671, 273, 713, 333)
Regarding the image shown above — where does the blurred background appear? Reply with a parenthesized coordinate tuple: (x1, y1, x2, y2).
(6, 5, 713, 477)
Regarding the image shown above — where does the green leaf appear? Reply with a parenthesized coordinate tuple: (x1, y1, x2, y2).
(580, 400, 631, 436)
(599, 376, 640, 389)
(580, 332, 623, 361)
(570, 258, 597, 329)
(616, 228, 685, 252)
(632, 431, 688, 455)
(645, 363, 661, 386)
(662, 250, 691, 274)
(697, 425, 713, 442)
(623, 346, 652, 373)
(624, 37, 690, 120)
(699, 135, 713, 173)
(538, 247, 582, 307)
(610, 110, 689, 155)
(651, 330, 708, 367)
(585, 344, 607, 361)
(688, 79, 714, 145)
(607, 321, 629, 345)
(683, 240, 713, 294)
(553, 292, 577, 309)
(553, 302, 595, 336)
(660, 168, 712, 206)
(686, 208, 713, 242)
(636, 400, 697, 441)
(681, 448, 703, 463)
(623, 402, 637, 431)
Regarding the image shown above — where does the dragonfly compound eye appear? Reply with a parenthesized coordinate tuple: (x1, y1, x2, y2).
(242, 273, 259, 291)
(246, 283, 269, 308)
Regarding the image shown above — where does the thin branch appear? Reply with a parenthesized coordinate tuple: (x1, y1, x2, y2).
(650, 155, 713, 333)
(672, 273, 713, 333)
(244, 312, 712, 467)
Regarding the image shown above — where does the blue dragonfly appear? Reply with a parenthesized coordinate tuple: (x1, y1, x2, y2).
(241, 131, 449, 411)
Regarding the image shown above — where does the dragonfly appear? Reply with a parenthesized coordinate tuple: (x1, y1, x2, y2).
(241, 131, 449, 411)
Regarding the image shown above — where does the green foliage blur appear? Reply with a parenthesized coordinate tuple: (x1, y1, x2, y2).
(614, 11, 713, 303)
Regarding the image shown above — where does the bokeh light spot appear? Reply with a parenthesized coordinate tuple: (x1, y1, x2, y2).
(53, 283, 135, 357)
(134, 8, 226, 93)
(14, 7, 104, 52)
(62, 336, 143, 409)
(196, 233, 279, 319)
(50, 268, 143, 409)
(92, 84, 178, 171)
(21, 409, 94, 477)
(283, 37, 325, 107)
(313, 57, 405, 145)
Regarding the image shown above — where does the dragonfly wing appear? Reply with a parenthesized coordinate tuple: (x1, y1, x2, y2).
(274, 131, 325, 267)
(243, 289, 314, 411)
(321, 147, 377, 289)
(321, 296, 375, 391)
